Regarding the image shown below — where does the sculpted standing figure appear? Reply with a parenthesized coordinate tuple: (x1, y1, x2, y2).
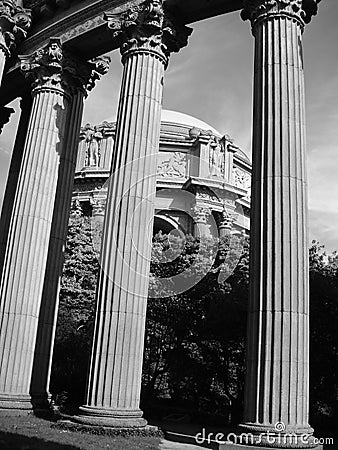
(84, 125, 103, 167)
(209, 137, 223, 177)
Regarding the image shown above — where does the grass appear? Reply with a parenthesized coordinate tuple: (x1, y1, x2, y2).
(0, 415, 161, 450)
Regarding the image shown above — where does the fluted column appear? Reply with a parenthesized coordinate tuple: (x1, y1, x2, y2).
(30, 56, 110, 411)
(0, 0, 31, 84)
(76, 1, 192, 428)
(238, 1, 320, 447)
(0, 38, 107, 414)
(0, 95, 32, 277)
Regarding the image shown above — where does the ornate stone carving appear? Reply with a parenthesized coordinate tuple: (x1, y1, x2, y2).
(70, 198, 83, 217)
(209, 136, 225, 178)
(191, 205, 211, 224)
(234, 167, 251, 193)
(157, 152, 186, 178)
(74, 182, 105, 193)
(241, 0, 320, 26)
(195, 189, 219, 204)
(218, 208, 238, 229)
(83, 124, 103, 167)
(105, 0, 192, 65)
(0, 0, 31, 56)
(91, 197, 106, 216)
(20, 38, 110, 95)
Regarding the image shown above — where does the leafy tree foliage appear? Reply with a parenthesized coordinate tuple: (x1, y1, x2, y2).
(50, 202, 99, 407)
(309, 241, 338, 429)
(143, 233, 249, 423)
(51, 208, 338, 429)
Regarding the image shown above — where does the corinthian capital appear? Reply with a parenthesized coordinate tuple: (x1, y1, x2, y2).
(192, 205, 211, 224)
(105, 0, 192, 65)
(218, 209, 238, 229)
(20, 38, 110, 96)
(0, 0, 31, 56)
(241, 0, 320, 27)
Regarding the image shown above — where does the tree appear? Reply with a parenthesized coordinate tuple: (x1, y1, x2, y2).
(51, 214, 338, 431)
(309, 241, 338, 429)
(50, 202, 100, 407)
(142, 233, 249, 423)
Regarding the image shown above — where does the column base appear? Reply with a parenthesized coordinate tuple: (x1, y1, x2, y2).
(73, 405, 148, 428)
(0, 394, 34, 416)
(31, 392, 55, 417)
(228, 423, 319, 449)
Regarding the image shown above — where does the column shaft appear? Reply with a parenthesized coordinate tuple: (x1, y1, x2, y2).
(30, 92, 85, 408)
(0, 95, 32, 276)
(0, 85, 69, 411)
(0, 37, 109, 414)
(239, 2, 319, 445)
(78, 50, 164, 427)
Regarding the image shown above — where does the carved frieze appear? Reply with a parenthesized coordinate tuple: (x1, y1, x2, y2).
(195, 189, 219, 204)
(157, 152, 186, 178)
(74, 182, 105, 193)
(233, 167, 251, 200)
(234, 168, 251, 190)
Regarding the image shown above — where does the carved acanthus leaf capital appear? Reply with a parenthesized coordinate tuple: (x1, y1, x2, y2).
(105, 0, 192, 65)
(241, 0, 320, 27)
(191, 205, 211, 224)
(20, 38, 110, 95)
(218, 209, 238, 229)
(0, 0, 31, 56)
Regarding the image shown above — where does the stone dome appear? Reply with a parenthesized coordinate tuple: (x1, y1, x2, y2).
(161, 110, 222, 137)
(103, 109, 250, 163)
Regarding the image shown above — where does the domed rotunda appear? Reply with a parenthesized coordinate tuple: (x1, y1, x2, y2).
(73, 110, 252, 237)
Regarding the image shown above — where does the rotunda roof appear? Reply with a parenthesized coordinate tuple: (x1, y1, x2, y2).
(161, 110, 222, 137)
(102, 109, 250, 163)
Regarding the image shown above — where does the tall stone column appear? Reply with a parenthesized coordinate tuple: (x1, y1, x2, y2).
(0, 38, 107, 414)
(76, 1, 192, 428)
(238, 1, 320, 447)
(29, 56, 110, 411)
(0, 95, 32, 279)
(0, 0, 31, 83)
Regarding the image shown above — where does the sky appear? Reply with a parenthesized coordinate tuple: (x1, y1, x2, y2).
(0, 1, 337, 252)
